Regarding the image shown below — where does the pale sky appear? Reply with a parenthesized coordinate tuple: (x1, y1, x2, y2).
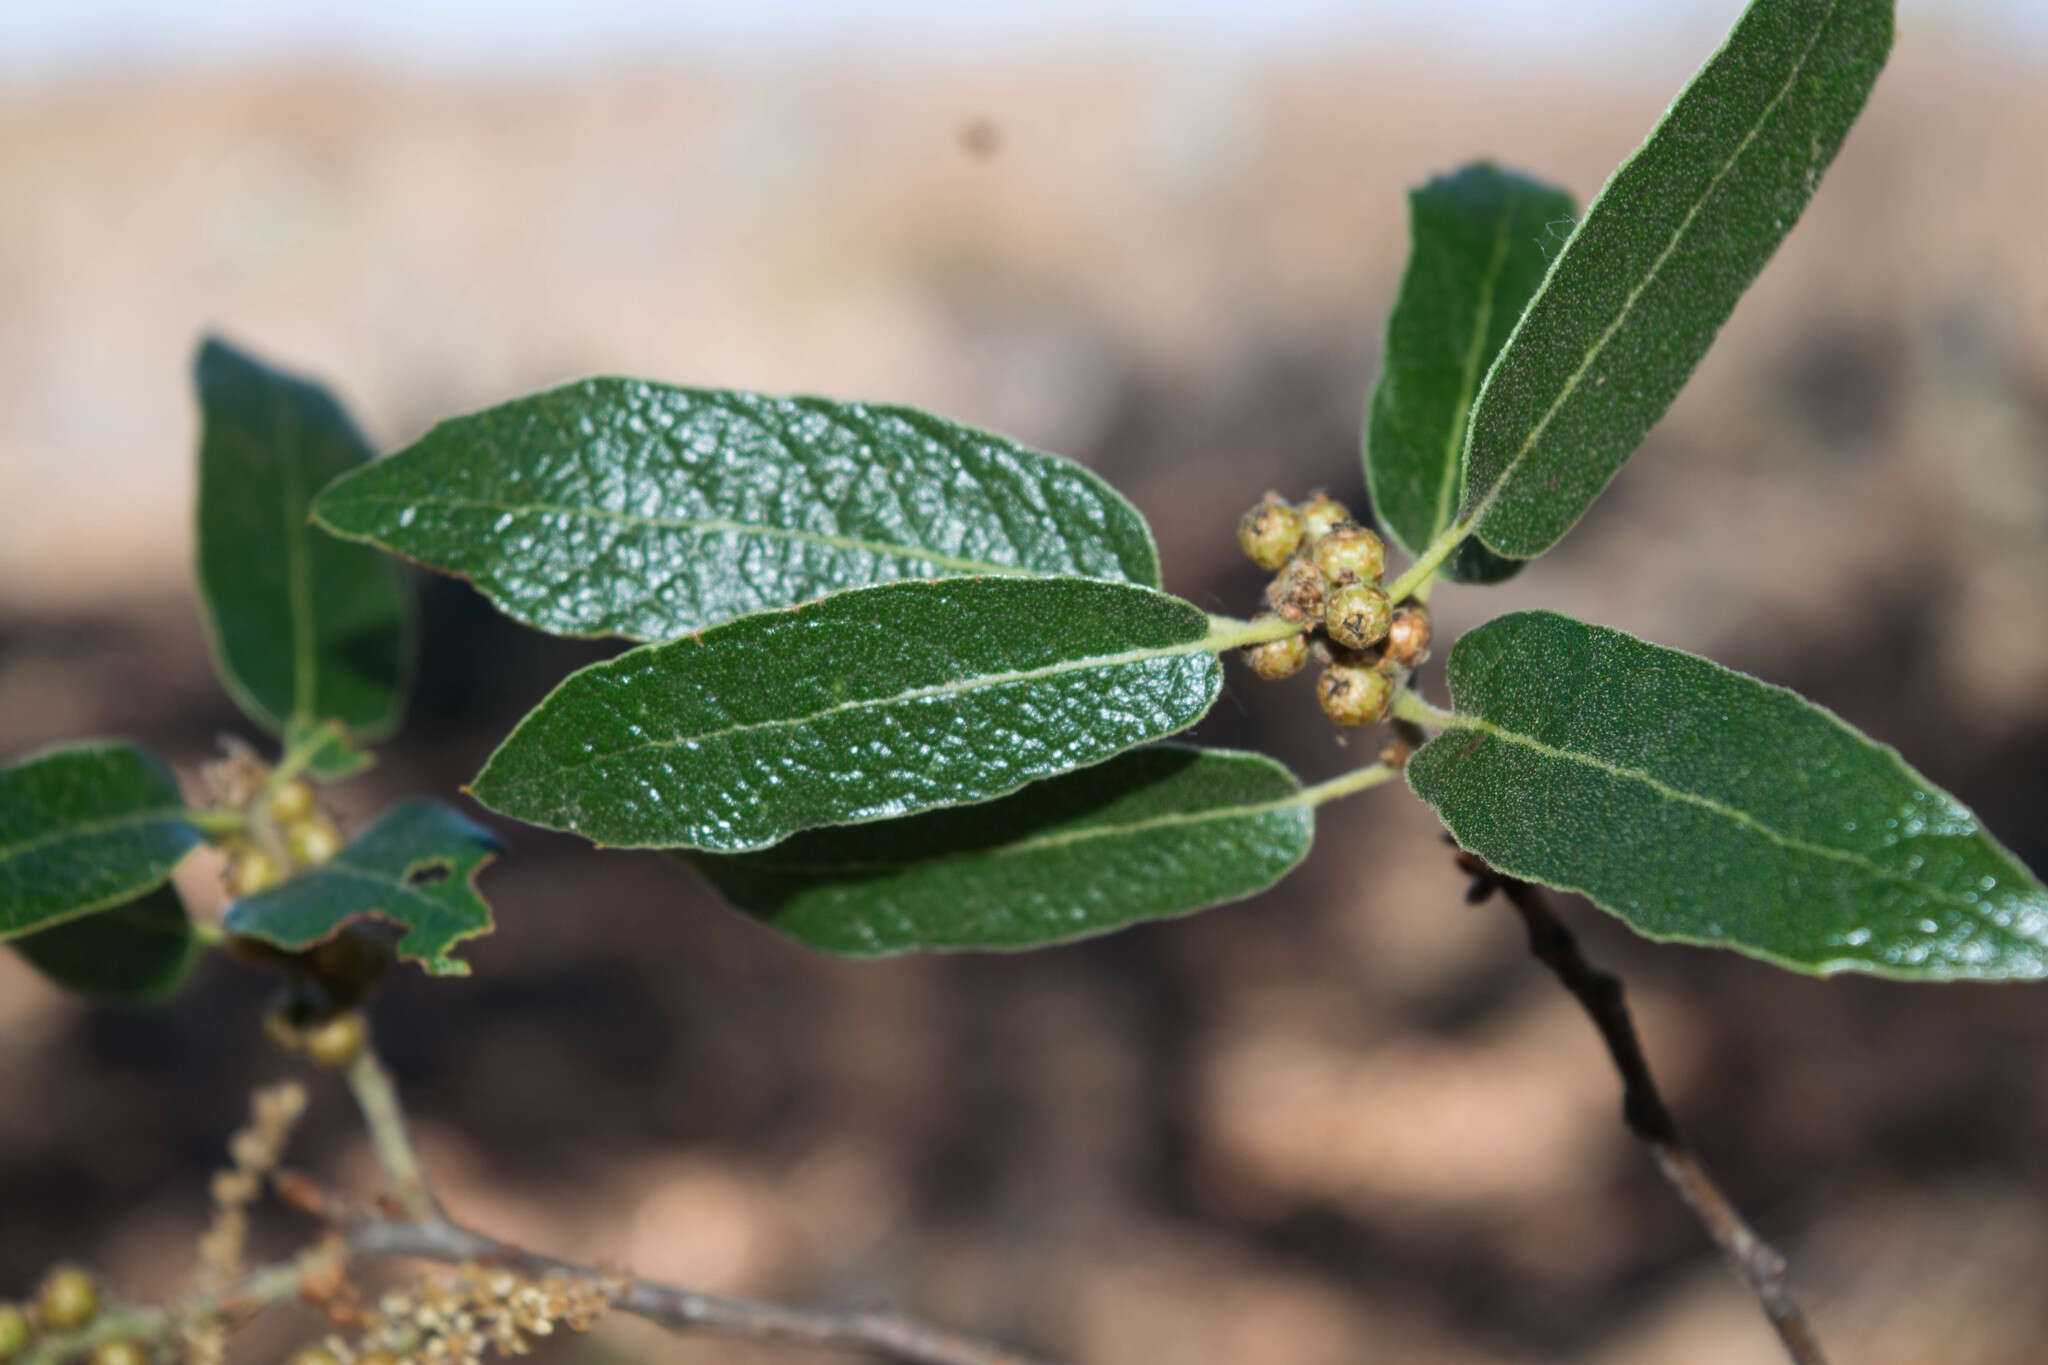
(2, 0, 2042, 84)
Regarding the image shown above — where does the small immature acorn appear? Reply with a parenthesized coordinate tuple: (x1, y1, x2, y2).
(301, 1012, 367, 1070)
(0, 1303, 29, 1360)
(1243, 629, 1309, 681)
(1298, 492, 1351, 544)
(1317, 663, 1393, 727)
(1237, 496, 1306, 571)
(286, 814, 343, 868)
(1383, 604, 1432, 667)
(1312, 523, 1387, 587)
(265, 778, 317, 825)
(228, 845, 284, 899)
(37, 1266, 97, 1332)
(88, 1341, 146, 1365)
(1262, 557, 1326, 623)
(1324, 583, 1392, 651)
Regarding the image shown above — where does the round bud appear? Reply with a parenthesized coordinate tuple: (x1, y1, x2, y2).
(1237, 497, 1306, 571)
(1377, 740, 1413, 771)
(1316, 664, 1392, 727)
(0, 1303, 30, 1360)
(1312, 524, 1386, 588)
(287, 1347, 340, 1365)
(1324, 583, 1392, 651)
(228, 846, 283, 899)
(263, 1009, 305, 1056)
(265, 778, 317, 825)
(37, 1267, 97, 1332)
(286, 814, 342, 868)
(1242, 631, 1308, 681)
(1297, 493, 1351, 544)
(89, 1341, 146, 1365)
(1383, 605, 1432, 667)
(301, 1012, 367, 1070)
(1261, 557, 1325, 624)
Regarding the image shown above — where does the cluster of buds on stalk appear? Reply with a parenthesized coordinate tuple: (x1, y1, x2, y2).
(199, 740, 345, 900)
(1235, 492, 1431, 727)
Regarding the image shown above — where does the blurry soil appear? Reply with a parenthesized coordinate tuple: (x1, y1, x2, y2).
(2, 28, 2046, 1365)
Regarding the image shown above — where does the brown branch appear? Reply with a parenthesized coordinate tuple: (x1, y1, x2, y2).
(1454, 850, 1828, 1365)
(332, 1029, 1057, 1365)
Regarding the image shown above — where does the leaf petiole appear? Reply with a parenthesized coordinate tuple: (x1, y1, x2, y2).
(1296, 762, 1398, 808)
(1385, 520, 1472, 605)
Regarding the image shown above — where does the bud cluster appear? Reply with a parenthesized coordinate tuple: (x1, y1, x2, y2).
(0, 1265, 106, 1364)
(1234, 493, 1432, 727)
(292, 1261, 625, 1365)
(200, 740, 346, 901)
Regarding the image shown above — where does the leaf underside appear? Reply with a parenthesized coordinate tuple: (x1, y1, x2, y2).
(1365, 162, 1574, 585)
(691, 745, 1314, 954)
(195, 336, 411, 741)
(1407, 612, 2048, 980)
(0, 740, 202, 939)
(471, 576, 1226, 853)
(1459, 0, 1895, 560)
(12, 883, 201, 1001)
(223, 798, 502, 976)
(313, 378, 1161, 642)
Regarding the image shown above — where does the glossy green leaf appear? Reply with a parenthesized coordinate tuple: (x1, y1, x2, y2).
(1, 740, 203, 939)
(1406, 612, 2048, 980)
(1365, 163, 1574, 585)
(195, 336, 412, 742)
(12, 883, 201, 1002)
(312, 378, 1160, 642)
(223, 798, 502, 976)
(472, 577, 1234, 852)
(691, 745, 1314, 954)
(1455, 0, 1893, 560)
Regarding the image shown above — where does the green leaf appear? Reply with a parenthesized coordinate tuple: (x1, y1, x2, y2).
(1455, 0, 1893, 561)
(1406, 612, 2048, 980)
(223, 798, 502, 976)
(284, 717, 376, 783)
(1, 740, 203, 939)
(12, 883, 201, 1002)
(1365, 163, 1573, 585)
(471, 577, 1236, 853)
(691, 745, 1314, 954)
(195, 336, 412, 743)
(311, 378, 1161, 642)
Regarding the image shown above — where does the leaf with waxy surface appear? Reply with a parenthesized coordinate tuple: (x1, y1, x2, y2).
(1453, 0, 1893, 562)
(1365, 163, 1574, 586)
(1406, 612, 2048, 980)
(223, 798, 502, 976)
(472, 576, 1234, 852)
(1, 740, 203, 938)
(12, 883, 201, 1002)
(312, 378, 1161, 642)
(691, 745, 1314, 954)
(195, 337, 411, 742)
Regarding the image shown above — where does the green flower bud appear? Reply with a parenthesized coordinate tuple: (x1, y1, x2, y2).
(286, 814, 342, 868)
(1237, 497, 1306, 571)
(1312, 524, 1386, 587)
(0, 1303, 31, 1360)
(37, 1267, 97, 1332)
(1242, 629, 1309, 681)
(89, 1340, 146, 1365)
(301, 1012, 367, 1070)
(1324, 583, 1392, 651)
(265, 778, 317, 824)
(1298, 493, 1351, 544)
(1316, 664, 1392, 727)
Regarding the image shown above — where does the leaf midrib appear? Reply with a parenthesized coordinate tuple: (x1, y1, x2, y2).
(1460, 0, 1843, 543)
(326, 492, 1050, 580)
(490, 634, 1218, 791)
(1442, 711, 1999, 917)
(735, 792, 1310, 878)
(0, 805, 190, 869)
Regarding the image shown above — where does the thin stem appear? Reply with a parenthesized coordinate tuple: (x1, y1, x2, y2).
(342, 1034, 440, 1221)
(1384, 519, 1471, 605)
(271, 718, 347, 787)
(1205, 613, 1307, 651)
(1454, 852, 1829, 1365)
(1297, 763, 1398, 808)
(349, 1214, 1053, 1365)
(1391, 689, 1459, 731)
(183, 807, 247, 838)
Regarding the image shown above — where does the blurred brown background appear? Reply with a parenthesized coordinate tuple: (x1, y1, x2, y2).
(3, 3, 2046, 1362)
